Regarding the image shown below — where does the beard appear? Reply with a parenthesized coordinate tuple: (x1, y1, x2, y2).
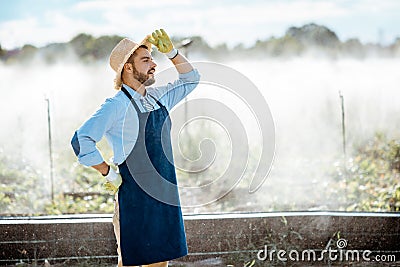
(133, 68, 155, 86)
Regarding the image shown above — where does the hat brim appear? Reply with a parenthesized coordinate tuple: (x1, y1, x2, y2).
(114, 35, 153, 90)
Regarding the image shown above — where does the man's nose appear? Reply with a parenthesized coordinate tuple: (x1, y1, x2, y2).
(151, 61, 157, 68)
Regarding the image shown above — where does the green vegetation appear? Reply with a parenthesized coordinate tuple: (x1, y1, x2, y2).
(69, 33, 123, 62)
(0, 154, 45, 215)
(1, 23, 400, 64)
(334, 133, 400, 212)
(0, 131, 398, 215)
(44, 163, 114, 215)
(0, 143, 114, 215)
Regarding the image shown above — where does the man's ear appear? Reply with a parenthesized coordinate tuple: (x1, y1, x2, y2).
(123, 63, 133, 73)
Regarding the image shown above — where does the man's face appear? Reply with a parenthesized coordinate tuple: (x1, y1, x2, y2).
(131, 47, 157, 86)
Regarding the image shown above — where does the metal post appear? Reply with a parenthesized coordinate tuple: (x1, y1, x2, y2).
(45, 97, 54, 202)
(339, 91, 346, 159)
(339, 91, 347, 207)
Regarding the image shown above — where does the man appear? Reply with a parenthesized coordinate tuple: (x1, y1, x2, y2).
(71, 29, 200, 266)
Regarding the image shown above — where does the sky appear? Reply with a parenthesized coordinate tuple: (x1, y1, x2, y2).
(0, 0, 400, 50)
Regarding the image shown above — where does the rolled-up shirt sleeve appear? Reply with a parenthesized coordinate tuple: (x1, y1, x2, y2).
(71, 98, 116, 167)
(154, 69, 200, 110)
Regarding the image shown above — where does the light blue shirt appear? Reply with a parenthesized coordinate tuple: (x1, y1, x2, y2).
(72, 69, 200, 166)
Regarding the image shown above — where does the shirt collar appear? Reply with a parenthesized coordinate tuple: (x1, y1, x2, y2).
(121, 84, 147, 100)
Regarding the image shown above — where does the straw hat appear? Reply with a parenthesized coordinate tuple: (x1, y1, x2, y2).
(109, 36, 152, 90)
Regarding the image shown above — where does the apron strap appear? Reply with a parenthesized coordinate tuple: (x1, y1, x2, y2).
(121, 86, 141, 113)
(120, 86, 133, 100)
(121, 86, 166, 111)
(148, 94, 165, 109)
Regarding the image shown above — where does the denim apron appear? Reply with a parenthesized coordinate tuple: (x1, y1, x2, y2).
(117, 87, 187, 265)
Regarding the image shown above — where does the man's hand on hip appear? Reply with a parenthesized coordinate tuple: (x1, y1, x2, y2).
(103, 166, 122, 195)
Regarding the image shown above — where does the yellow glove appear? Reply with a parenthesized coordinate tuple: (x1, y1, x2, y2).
(102, 167, 122, 195)
(148, 29, 178, 58)
(103, 181, 118, 195)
